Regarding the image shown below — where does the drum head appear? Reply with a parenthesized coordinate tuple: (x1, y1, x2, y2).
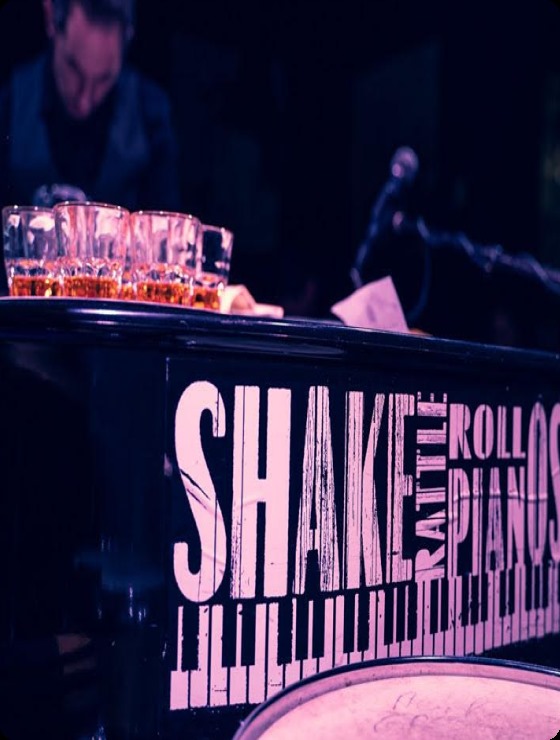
(234, 658, 560, 740)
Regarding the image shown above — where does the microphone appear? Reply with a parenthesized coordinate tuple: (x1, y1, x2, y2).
(350, 146, 419, 289)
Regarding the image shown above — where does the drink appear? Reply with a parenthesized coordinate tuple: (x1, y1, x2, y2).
(63, 275, 120, 299)
(120, 283, 136, 301)
(53, 203, 129, 302)
(136, 280, 190, 305)
(6, 258, 62, 297)
(10, 274, 63, 297)
(119, 266, 136, 301)
(197, 224, 233, 311)
(130, 211, 200, 307)
(191, 272, 223, 311)
(191, 284, 221, 311)
(2, 207, 59, 297)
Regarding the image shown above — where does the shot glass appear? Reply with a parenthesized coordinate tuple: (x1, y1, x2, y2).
(192, 224, 234, 311)
(2, 205, 62, 297)
(54, 201, 130, 299)
(131, 211, 200, 305)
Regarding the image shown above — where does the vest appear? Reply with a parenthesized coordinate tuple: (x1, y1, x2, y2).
(9, 55, 151, 210)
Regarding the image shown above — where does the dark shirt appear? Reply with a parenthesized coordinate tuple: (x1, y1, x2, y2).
(42, 58, 117, 197)
(0, 53, 181, 212)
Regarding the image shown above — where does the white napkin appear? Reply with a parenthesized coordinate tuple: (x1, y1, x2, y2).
(221, 285, 284, 318)
(331, 276, 409, 332)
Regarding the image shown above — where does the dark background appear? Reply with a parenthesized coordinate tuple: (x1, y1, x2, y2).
(2, 0, 560, 347)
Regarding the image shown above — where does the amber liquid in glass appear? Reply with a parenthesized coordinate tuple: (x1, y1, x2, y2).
(136, 280, 191, 305)
(119, 284, 136, 300)
(63, 275, 120, 299)
(191, 285, 221, 311)
(10, 275, 63, 297)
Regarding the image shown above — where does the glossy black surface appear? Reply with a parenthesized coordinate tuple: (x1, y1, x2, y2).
(0, 298, 558, 740)
(1, 297, 560, 368)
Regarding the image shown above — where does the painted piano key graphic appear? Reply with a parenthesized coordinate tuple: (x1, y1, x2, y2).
(170, 561, 560, 710)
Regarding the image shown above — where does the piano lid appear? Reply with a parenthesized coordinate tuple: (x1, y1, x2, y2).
(0, 297, 558, 375)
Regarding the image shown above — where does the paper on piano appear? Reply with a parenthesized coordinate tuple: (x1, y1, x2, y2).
(330, 276, 409, 333)
(221, 284, 284, 319)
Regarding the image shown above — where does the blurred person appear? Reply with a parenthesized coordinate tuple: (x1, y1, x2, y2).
(0, 0, 181, 211)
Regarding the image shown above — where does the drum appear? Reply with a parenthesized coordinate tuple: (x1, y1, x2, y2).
(233, 658, 560, 740)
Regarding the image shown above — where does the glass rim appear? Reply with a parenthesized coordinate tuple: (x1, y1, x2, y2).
(131, 209, 201, 224)
(2, 204, 54, 216)
(52, 200, 131, 216)
(201, 223, 234, 239)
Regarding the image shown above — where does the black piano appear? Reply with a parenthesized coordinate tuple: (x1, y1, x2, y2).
(1, 298, 559, 739)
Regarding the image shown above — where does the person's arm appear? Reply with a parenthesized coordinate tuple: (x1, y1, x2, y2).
(138, 81, 182, 213)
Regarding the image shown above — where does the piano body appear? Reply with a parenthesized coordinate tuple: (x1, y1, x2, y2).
(0, 298, 559, 738)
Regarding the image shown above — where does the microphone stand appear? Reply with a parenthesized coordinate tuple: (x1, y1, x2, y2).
(392, 211, 560, 324)
(350, 147, 419, 290)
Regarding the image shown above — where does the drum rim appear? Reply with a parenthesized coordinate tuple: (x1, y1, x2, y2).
(233, 655, 560, 739)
